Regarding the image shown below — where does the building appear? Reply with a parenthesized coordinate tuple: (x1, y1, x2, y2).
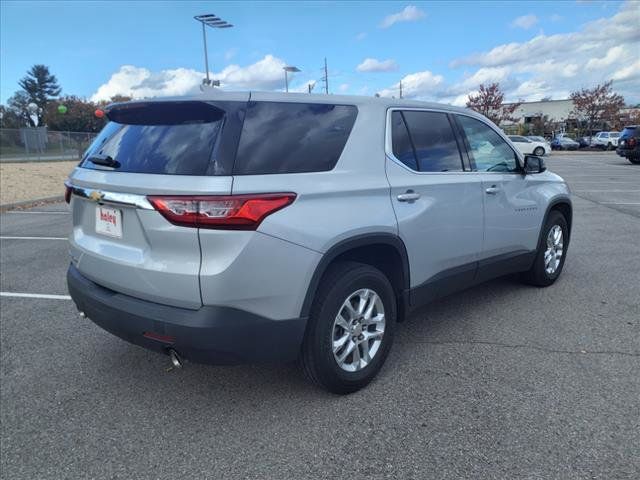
(501, 99, 639, 136)
(501, 99, 577, 136)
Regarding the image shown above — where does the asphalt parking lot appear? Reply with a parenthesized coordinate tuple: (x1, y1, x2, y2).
(1, 152, 639, 479)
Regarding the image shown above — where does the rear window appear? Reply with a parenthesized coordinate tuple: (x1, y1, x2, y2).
(80, 100, 357, 176)
(81, 101, 244, 175)
(233, 101, 358, 175)
(621, 127, 637, 137)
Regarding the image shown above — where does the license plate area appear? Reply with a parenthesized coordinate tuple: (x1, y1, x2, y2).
(95, 205, 123, 238)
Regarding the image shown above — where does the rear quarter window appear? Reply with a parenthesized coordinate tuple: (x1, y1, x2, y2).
(233, 101, 358, 175)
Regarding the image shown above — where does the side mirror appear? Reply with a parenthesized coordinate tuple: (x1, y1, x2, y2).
(524, 155, 546, 174)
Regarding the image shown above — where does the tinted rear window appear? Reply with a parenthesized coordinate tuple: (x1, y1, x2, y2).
(81, 101, 244, 175)
(621, 127, 637, 137)
(233, 101, 358, 175)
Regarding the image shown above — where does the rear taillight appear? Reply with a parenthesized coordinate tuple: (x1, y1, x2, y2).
(147, 193, 296, 230)
(64, 182, 72, 204)
(628, 137, 637, 147)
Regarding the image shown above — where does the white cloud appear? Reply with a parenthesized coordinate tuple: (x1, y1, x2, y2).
(511, 14, 538, 29)
(216, 54, 286, 89)
(356, 58, 399, 72)
(448, 1, 640, 102)
(550, 14, 563, 22)
(378, 70, 444, 98)
(224, 48, 238, 61)
(585, 45, 628, 70)
(90, 65, 202, 102)
(356, 32, 367, 41)
(339, 83, 350, 93)
(91, 55, 288, 101)
(456, 67, 512, 91)
(380, 5, 426, 28)
(611, 60, 640, 82)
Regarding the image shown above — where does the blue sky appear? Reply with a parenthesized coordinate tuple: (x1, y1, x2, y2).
(1, 1, 639, 105)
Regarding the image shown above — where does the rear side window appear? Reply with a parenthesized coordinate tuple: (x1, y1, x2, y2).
(233, 101, 357, 175)
(81, 101, 244, 175)
(391, 110, 463, 172)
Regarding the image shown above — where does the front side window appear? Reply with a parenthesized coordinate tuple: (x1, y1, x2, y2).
(390, 110, 463, 172)
(233, 101, 357, 175)
(456, 115, 519, 173)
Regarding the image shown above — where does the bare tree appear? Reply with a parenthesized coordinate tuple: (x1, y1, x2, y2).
(466, 83, 521, 126)
(570, 81, 624, 138)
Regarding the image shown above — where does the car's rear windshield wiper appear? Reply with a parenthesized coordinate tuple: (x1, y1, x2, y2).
(88, 154, 120, 168)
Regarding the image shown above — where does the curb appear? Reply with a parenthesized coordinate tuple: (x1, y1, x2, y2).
(0, 195, 65, 212)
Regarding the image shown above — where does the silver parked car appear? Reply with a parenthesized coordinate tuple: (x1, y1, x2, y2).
(66, 91, 572, 393)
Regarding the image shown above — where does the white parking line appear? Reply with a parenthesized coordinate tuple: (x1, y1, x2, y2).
(4, 211, 69, 214)
(0, 236, 67, 240)
(0, 292, 71, 300)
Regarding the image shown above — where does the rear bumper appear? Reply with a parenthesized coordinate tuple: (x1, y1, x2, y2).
(67, 264, 307, 365)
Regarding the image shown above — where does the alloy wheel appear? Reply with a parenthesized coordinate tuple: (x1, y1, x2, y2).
(544, 225, 564, 275)
(331, 288, 385, 372)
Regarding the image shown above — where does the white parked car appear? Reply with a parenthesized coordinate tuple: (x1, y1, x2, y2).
(508, 135, 549, 156)
(591, 132, 620, 150)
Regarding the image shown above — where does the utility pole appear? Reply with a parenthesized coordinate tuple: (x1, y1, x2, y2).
(323, 57, 329, 94)
(399, 80, 403, 99)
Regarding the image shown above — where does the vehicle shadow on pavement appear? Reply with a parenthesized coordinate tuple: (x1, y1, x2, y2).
(81, 275, 529, 403)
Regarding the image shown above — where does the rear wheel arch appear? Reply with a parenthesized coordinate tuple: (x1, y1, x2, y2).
(300, 234, 410, 321)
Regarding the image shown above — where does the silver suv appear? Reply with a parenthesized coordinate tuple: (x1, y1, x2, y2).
(66, 91, 572, 394)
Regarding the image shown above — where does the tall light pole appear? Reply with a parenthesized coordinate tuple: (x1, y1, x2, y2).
(283, 66, 301, 93)
(194, 14, 233, 86)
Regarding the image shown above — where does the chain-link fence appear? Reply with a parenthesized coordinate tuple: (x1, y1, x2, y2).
(0, 128, 98, 162)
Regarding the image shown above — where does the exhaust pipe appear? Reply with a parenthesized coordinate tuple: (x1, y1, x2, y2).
(168, 349, 183, 369)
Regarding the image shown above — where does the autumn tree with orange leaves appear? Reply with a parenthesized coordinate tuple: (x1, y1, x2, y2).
(466, 83, 521, 126)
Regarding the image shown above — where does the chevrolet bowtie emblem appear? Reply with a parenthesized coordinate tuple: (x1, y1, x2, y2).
(89, 190, 104, 202)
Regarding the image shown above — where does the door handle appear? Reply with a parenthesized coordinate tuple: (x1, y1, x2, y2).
(485, 185, 501, 195)
(397, 191, 421, 202)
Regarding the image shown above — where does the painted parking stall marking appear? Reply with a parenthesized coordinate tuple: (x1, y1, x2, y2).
(0, 292, 71, 300)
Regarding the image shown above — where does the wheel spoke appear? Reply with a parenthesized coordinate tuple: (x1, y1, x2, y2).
(360, 339, 371, 364)
(351, 341, 361, 366)
(337, 340, 356, 364)
(363, 294, 376, 320)
(335, 313, 350, 331)
(364, 330, 383, 341)
(343, 303, 358, 321)
(357, 289, 370, 315)
(333, 333, 349, 352)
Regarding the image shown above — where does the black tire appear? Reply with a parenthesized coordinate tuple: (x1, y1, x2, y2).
(300, 261, 396, 394)
(628, 156, 640, 165)
(533, 146, 545, 156)
(521, 210, 568, 287)
(607, 142, 613, 151)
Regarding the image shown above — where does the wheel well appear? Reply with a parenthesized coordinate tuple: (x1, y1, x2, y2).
(550, 202, 572, 237)
(303, 241, 409, 321)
